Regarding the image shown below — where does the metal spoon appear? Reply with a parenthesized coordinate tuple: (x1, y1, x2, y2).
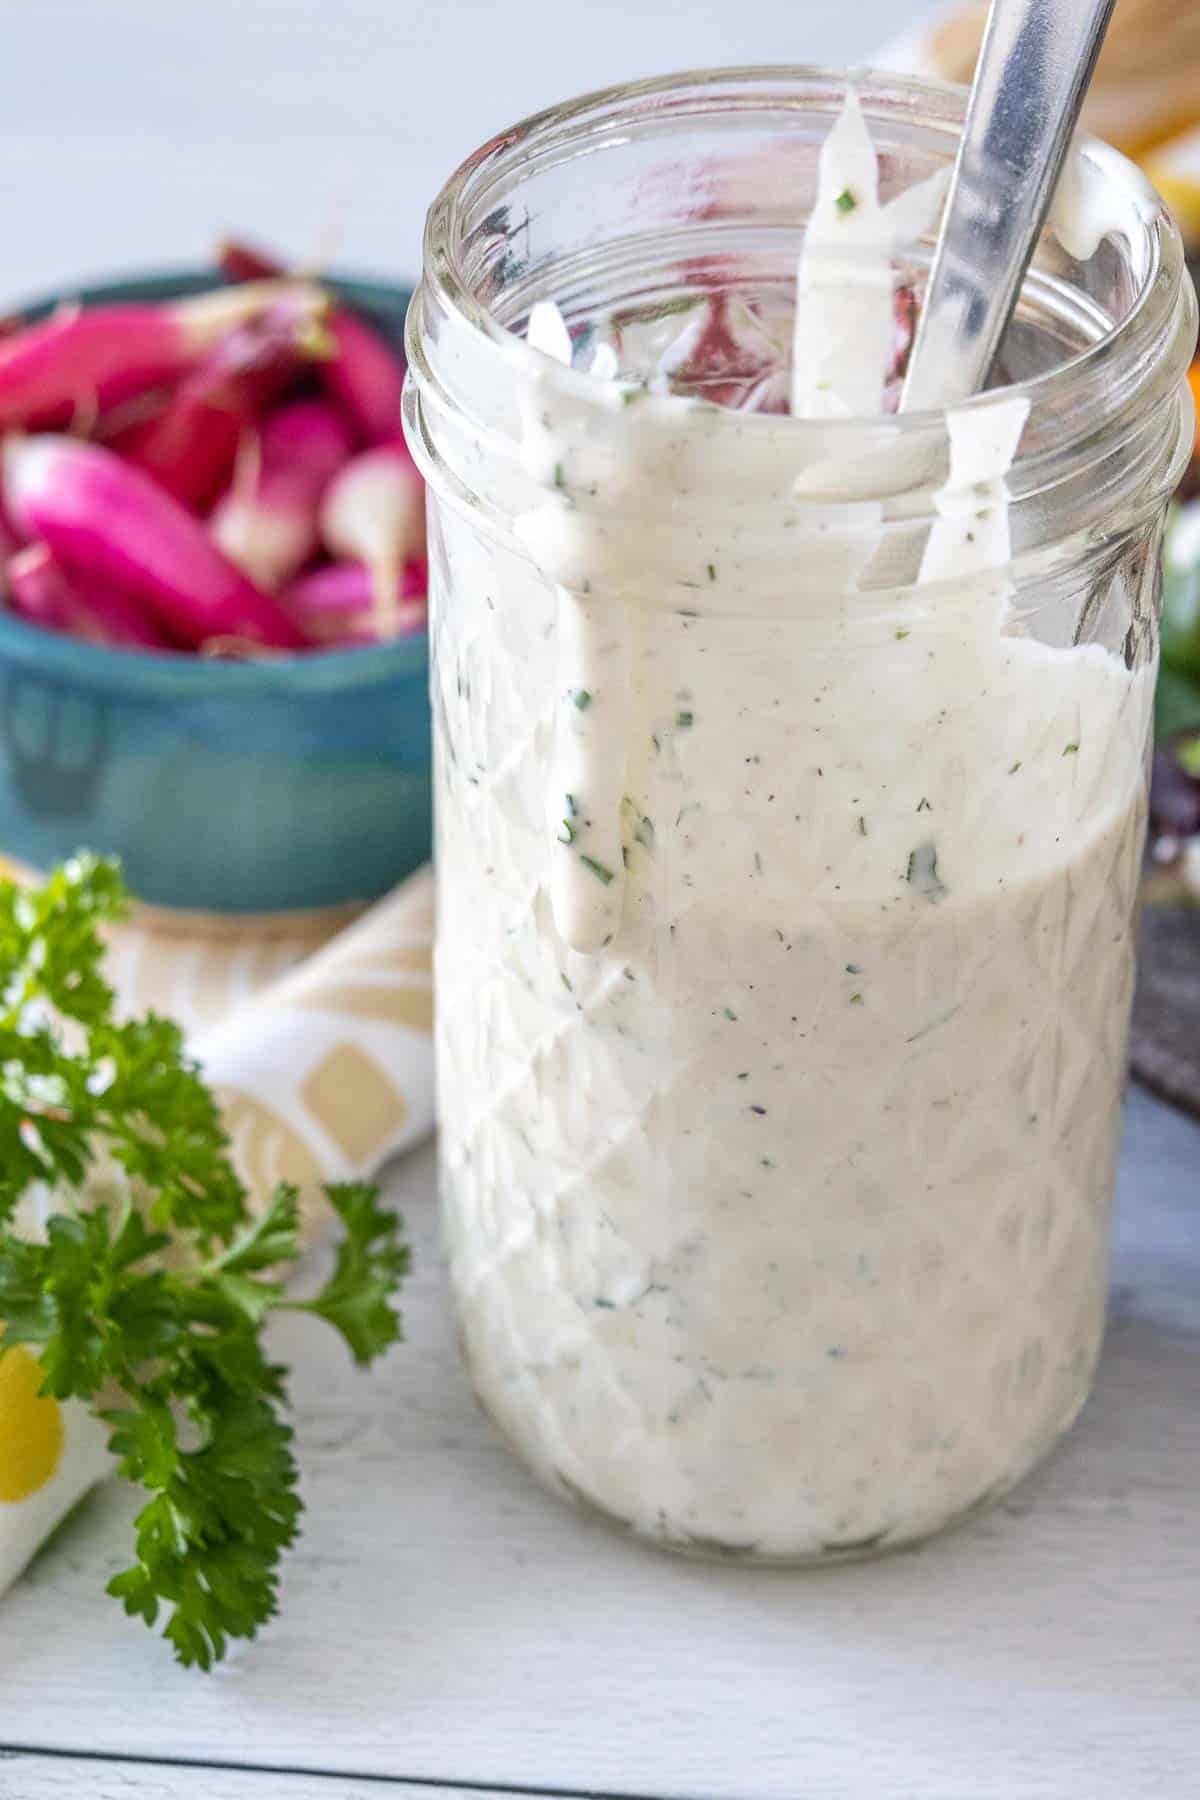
(900, 0, 1118, 412)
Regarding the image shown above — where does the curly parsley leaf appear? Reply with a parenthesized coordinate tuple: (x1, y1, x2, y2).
(0, 856, 409, 1669)
(286, 1182, 410, 1365)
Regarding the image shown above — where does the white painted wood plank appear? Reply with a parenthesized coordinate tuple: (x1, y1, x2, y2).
(0, 1752, 530, 1800)
(2, 1088, 1198, 1800)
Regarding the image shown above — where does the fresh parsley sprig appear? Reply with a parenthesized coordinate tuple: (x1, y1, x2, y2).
(0, 855, 409, 1669)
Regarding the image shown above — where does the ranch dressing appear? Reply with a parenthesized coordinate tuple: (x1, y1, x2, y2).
(790, 87, 948, 417)
(430, 94, 1156, 1557)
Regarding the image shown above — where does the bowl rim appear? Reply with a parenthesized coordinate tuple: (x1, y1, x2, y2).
(1, 264, 427, 695)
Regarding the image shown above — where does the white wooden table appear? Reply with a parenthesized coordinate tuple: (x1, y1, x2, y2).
(1, 1082, 1198, 1800)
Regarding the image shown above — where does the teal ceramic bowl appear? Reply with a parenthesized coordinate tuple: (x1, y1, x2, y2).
(0, 269, 429, 914)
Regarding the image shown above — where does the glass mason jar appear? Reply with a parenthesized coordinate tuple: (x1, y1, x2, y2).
(405, 69, 1196, 1561)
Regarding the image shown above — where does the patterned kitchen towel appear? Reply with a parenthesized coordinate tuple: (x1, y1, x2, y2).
(0, 862, 436, 1600)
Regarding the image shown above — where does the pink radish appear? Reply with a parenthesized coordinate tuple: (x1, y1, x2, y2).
(0, 509, 20, 571)
(5, 544, 68, 630)
(110, 376, 257, 512)
(2, 435, 307, 651)
(214, 238, 285, 284)
(110, 297, 335, 511)
(210, 399, 353, 590)
(322, 310, 406, 446)
(281, 557, 426, 643)
(319, 443, 425, 637)
(6, 542, 175, 650)
(0, 280, 327, 431)
(883, 284, 920, 414)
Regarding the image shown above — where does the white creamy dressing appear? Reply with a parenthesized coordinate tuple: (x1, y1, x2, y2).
(522, 297, 641, 950)
(790, 87, 949, 418)
(1047, 140, 1141, 263)
(919, 395, 1029, 585)
(434, 97, 1152, 1556)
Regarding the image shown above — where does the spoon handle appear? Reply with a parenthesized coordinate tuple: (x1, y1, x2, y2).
(900, 0, 1118, 412)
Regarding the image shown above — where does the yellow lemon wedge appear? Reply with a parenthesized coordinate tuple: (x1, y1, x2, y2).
(0, 1344, 64, 1503)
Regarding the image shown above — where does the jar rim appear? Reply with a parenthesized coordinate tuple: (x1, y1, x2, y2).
(418, 62, 1193, 450)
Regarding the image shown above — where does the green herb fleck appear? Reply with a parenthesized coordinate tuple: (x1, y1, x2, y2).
(574, 689, 592, 712)
(849, 993, 864, 1006)
(553, 462, 566, 490)
(724, 1007, 738, 1022)
(560, 972, 573, 993)
(565, 792, 578, 817)
(1062, 741, 1080, 756)
(633, 815, 655, 851)
(1008, 761, 1022, 775)
(676, 710, 694, 729)
(857, 815, 868, 837)
(558, 820, 576, 845)
(845, 963, 861, 975)
(707, 563, 717, 583)
(895, 628, 910, 640)
(835, 187, 858, 215)
(580, 854, 615, 886)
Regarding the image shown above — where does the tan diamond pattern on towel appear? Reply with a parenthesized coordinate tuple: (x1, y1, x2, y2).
(301, 1043, 410, 1165)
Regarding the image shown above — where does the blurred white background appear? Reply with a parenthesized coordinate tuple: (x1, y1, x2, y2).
(0, 0, 911, 298)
